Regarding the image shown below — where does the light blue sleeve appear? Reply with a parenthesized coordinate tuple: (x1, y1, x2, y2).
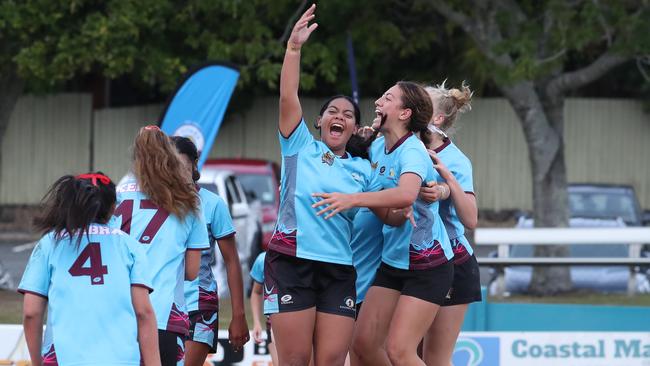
(186, 213, 210, 250)
(211, 196, 236, 239)
(249, 252, 265, 284)
(454, 158, 474, 193)
(399, 146, 428, 182)
(365, 165, 382, 192)
(279, 119, 314, 156)
(18, 235, 52, 297)
(125, 235, 153, 292)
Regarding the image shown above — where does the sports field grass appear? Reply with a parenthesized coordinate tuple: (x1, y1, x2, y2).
(0, 289, 259, 327)
(3, 289, 650, 326)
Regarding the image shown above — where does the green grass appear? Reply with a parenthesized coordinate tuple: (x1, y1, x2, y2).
(0, 290, 23, 324)
(4, 289, 649, 326)
(0, 289, 260, 328)
(489, 293, 650, 306)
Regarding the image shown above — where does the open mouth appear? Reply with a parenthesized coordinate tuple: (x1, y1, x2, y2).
(329, 123, 345, 137)
(373, 110, 387, 129)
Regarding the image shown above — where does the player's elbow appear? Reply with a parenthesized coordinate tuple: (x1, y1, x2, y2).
(464, 216, 478, 230)
(185, 268, 199, 281)
(23, 309, 43, 322)
(134, 302, 156, 321)
(395, 190, 417, 208)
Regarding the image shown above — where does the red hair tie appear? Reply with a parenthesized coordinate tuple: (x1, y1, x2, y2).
(144, 125, 161, 131)
(76, 173, 111, 186)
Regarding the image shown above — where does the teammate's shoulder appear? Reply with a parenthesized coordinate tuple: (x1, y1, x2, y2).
(446, 142, 472, 166)
(255, 251, 266, 263)
(199, 187, 227, 208)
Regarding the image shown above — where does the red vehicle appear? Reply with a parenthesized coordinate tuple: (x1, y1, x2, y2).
(203, 158, 280, 251)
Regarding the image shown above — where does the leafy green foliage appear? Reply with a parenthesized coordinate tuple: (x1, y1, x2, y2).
(0, 0, 647, 99)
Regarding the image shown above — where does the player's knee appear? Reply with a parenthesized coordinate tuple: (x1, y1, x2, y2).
(386, 338, 409, 366)
(351, 332, 374, 359)
(280, 352, 311, 366)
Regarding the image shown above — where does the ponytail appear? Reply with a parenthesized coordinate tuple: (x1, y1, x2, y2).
(132, 126, 199, 218)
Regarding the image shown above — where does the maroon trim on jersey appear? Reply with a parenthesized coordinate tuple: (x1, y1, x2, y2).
(43, 344, 58, 366)
(464, 191, 475, 197)
(215, 232, 236, 240)
(132, 283, 154, 293)
(187, 247, 210, 251)
(17, 288, 48, 299)
(166, 303, 190, 336)
(280, 118, 304, 139)
(268, 229, 298, 257)
(386, 132, 414, 154)
(433, 138, 451, 153)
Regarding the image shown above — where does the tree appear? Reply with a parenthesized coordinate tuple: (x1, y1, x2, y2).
(428, 0, 650, 294)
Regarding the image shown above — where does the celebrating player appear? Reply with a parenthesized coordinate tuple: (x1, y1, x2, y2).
(264, 4, 378, 365)
(19, 173, 160, 366)
(313, 81, 454, 366)
(421, 82, 479, 366)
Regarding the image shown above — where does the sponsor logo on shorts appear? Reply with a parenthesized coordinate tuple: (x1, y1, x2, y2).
(340, 296, 355, 311)
(280, 294, 293, 305)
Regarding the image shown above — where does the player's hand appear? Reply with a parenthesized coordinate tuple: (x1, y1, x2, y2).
(427, 149, 452, 180)
(252, 323, 264, 344)
(391, 206, 416, 227)
(419, 181, 445, 203)
(312, 192, 355, 219)
(288, 4, 318, 50)
(228, 314, 250, 351)
(357, 126, 375, 139)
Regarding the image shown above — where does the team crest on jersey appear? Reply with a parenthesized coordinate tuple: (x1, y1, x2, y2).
(321, 151, 335, 166)
(371, 161, 378, 169)
(379, 166, 386, 175)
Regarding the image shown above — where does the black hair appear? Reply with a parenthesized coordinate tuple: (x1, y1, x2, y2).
(33, 172, 116, 246)
(317, 95, 362, 127)
(171, 136, 201, 182)
(316, 95, 372, 159)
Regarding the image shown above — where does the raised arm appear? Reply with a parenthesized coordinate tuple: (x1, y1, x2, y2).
(279, 4, 318, 137)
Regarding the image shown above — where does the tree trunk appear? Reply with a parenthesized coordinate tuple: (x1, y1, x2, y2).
(500, 82, 572, 295)
(0, 68, 26, 189)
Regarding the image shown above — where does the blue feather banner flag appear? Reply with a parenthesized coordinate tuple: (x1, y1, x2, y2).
(159, 62, 239, 168)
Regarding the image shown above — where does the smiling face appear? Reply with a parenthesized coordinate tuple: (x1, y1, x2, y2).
(374, 84, 411, 134)
(317, 97, 358, 155)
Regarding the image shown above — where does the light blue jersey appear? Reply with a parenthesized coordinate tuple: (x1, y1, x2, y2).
(250, 252, 266, 284)
(268, 120, 374, 265)
(350, 208, 383, 302)
(113, 175, 210, 335)
(184, 188, 236, 313)
(435, 139, 475, 261)
(369, 134, 452, 270)
(18, 225, 151, 366)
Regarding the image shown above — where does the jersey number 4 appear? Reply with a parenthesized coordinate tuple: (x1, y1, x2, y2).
(114, 199, 170, 244)
(69, 243, 108, 285)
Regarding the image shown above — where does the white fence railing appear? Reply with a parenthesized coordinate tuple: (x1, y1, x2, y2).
(474, 227, 650, 295)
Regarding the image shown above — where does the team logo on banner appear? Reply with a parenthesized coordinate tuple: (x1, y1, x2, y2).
(452, 337, 499, 366)
(174, 122, 205, 151)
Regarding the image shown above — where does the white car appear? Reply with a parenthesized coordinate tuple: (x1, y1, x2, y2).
(198, 167, 261, 297)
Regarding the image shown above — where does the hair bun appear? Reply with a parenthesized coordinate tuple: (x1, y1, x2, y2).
(449, 82, 472, 113)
